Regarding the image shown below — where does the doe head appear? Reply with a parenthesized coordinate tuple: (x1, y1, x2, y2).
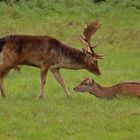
(74, 77, 95, 92)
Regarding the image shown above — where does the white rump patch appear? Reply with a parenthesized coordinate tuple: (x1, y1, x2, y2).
(0, 52, 4, 64)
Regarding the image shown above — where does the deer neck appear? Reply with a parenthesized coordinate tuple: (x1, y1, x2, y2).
(89, 84, 117, 99)
(60, 55, 85, 69)
(54, 44, 86, 69)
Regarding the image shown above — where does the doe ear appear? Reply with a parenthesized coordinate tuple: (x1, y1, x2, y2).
(87, 78, 93, 84)
(92, 79, 95, 83)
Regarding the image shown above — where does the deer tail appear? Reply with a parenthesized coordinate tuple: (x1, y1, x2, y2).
(14, 66, 21, 72)
(0, 38, 6, 52)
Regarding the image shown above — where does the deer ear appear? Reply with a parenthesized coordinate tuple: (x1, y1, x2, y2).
(88, 78, 93, 84)
(92, 79, 95, 83)
(92, 56, 97, 61)
(83, 48, 91, 56)
(82, 48, 87, 54)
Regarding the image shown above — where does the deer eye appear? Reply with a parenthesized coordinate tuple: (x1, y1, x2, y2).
(83, 83, 89, 85)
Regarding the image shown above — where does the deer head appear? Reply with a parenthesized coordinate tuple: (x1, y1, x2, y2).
(80, 19, 104, 75)
(74, 78, 94, 92)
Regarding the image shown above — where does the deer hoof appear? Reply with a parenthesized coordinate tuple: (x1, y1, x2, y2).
(2, 94, 7, 98)
(66, 94, 71, 98)
(39, 95, 44, 99)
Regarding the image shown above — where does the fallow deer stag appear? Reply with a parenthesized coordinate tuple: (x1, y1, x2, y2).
(74, 78, 140, 99)
(0, 19, 103, 98)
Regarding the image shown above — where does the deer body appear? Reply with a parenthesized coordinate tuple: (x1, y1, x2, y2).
(0, 34, 101, 98)
(74, 78, 140, 99)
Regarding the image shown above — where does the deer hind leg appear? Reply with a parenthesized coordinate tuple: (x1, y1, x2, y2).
(0, 49, 21, 98)
(51, 68, 70, 97)
(39, 66, 49, 99)
(0, 70, 9, 98)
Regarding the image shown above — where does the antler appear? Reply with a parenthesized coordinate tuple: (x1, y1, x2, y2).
(80, 19, 104, 59)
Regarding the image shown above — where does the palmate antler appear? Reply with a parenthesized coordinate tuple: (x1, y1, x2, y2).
(80, 19, 104, 59)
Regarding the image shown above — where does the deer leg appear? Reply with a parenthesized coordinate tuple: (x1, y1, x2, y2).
(0, 77, 6, 98)
(39, 67, 49, 99)
(0, 70, 9, 98)
(51, 68, 70, 97)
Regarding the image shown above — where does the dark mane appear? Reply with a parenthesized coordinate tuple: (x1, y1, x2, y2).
(48, 38, 85, 64)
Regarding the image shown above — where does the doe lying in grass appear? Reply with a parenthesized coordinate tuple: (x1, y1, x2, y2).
(0, 20, 103, 98)
(74, 78, 140, 99)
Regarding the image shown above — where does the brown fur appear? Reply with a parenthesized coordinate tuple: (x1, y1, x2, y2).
(0, 35, 101, 98)
(74, 78, 140, 99)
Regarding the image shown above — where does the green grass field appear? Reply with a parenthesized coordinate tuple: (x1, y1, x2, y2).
(0, 1, 140, 139)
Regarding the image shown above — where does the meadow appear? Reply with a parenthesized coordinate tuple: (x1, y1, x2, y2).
(0, 0, 140, 139)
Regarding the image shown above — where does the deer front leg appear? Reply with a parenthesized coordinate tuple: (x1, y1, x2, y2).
(0, 70, 9, 98)
(51, 68, 70, 97)
(0, 76, 6, 98)
(39, 66, 49, 99)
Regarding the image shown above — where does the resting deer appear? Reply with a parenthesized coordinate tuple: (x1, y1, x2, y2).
(0, 20, 103, 98)
(74, 78, 140, 99)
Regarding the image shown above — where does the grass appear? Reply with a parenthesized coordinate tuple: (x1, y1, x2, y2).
(0, 1, 140, 140)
